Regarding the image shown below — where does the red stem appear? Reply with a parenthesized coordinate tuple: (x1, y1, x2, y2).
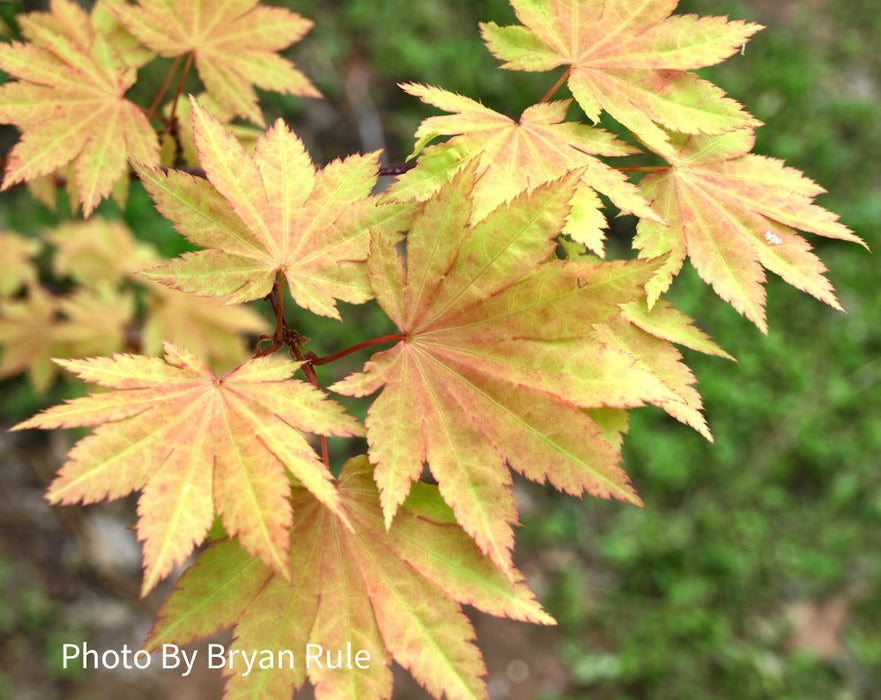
(149, 54, 183, 114)
(272, 273, 285, 340)
(539, 66, 571, 104)
(169, 52, 195, 125)
(292, 344, 331, 468)
(310, 334, 406, 366)
(253, 273, 287, 358)
(139, 105, 170, 129)
(318, 435, 329, 467)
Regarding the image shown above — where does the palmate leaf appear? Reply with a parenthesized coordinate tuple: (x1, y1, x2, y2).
(147, 456, 552, 700)
(0, 284, 62, 392)
(633, 131, 868, 332)
(480, 0, 763, 151)
(138, 99, 381, 319)
(389, 83, 662, 255)
(0, 0, 159, 215)
(111, 0, 320, 126)
(47, 218, 161, 288)
(12, 342, 363, 594)
(141, 281, 270, 375)
(332, 166, 693, 576)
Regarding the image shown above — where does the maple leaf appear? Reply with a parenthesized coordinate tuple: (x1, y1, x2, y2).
(0, 232, 40, 297)
(147, 456, 552, 700)
(332, 166, 688, 576)
(389, 83, 662, 255)
(47, 218, 161, 289)
(0, 282, 132, 391)
(0, 284, 61, 392)
(0, 0, 160, 215)
(138, 99, 381, 319)
(632, 130, 868, 332)
(41, 216, 268, 371)
(111, 0, 320, 126)
(12, 343, 364, 594)
(480, 0, 763, 150)
(52, 287, 134, 360)
(162, 92, 262, 169)
(141, 281, 269, 375)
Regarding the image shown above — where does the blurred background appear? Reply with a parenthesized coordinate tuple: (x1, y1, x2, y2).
(0, 0, 878, 698)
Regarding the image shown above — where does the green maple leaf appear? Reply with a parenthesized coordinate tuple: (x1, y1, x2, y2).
(13, 342, 363, 594)
(389, 82, 662, 255)
(111, 0, 320, 125)
(633, 131, 868, 332)
(138, 99, 381, 318)
(332, 165, 690, 576)
(480, 0, 763, 150)
(147, 456, 552, 700)
(0, 0, 160, 215)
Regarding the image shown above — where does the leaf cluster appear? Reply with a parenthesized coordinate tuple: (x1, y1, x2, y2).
(0, 1, 866, 699)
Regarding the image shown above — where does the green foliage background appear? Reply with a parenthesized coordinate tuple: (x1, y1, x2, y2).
(0, 1, 878, 698)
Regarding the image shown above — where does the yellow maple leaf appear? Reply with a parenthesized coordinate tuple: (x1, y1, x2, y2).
(633, 131, 867, 332)
(0, 0, 160, 215)
(13, 343, 364, 594)
(147, 457, 551, 699)
(481, 0, 763, 152)
(138, 99, 381, 319)
(0, 284, 60, 392)
(111, 0, 320, 126)
(391, 82, 662, 255)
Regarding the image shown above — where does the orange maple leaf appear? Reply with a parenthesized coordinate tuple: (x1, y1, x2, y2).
(480, 0, 763, 150)
(0, 0, 159, 215)
(333, 166, 687, 576)
(138, 99, 380, 319)
(633, 131, 868, 332)
(13, 342, 364, 594)
(111, 0, 320, 125)
(147, 457, 552, 700)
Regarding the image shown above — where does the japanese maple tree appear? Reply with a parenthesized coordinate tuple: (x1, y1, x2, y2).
(0, 1, 864, 699)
